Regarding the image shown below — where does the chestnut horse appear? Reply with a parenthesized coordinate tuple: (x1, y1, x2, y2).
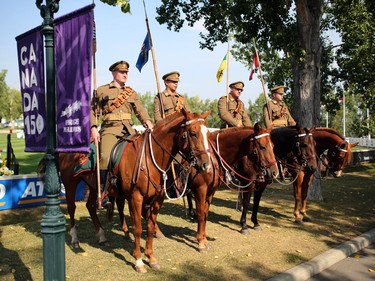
(240, 127, 357, 232)
(110, 109, 212, 273)
(188, 124, 279, 251)
(239, 126, 318, 233)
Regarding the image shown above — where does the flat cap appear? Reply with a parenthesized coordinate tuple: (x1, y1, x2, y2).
(162, 71, 180, 82)
(109, 60, 129, 72)
(271, 85, 285, 94)
(229, 81, 245, 90)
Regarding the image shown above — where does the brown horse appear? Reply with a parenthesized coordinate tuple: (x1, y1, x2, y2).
(290, 127, 358, 222)
(239, 126, 318, 233)
(110, 109, 212, 273)
(189, 123, 279, 251)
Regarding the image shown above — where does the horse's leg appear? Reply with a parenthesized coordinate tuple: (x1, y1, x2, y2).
(144, 199, 162, 271)
(293, 172, 304, 224)
(129, 195, 147, 273)
(194, 185, 210, 252)
(85, 182, 107, 245)
(301, 173, 314, 222)
(239, 188, 252, 235)
(187, 192, 197, 220)
(65, 182, 80, 248)
(251, 182, 266, 231)
(116, 196, 130, 239)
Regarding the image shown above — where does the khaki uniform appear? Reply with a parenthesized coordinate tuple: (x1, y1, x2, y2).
(154, 92, 191, 123)
(90, 82, 151, 169)
(263, 99, 296, 128)
(218, 96, 252, 129)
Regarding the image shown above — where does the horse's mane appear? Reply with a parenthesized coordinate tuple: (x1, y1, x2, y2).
(153, 111, 184, 131)
(314, 127, 345, 140)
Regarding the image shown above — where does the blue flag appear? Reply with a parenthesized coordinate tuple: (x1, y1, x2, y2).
(136, 33, 151, 72)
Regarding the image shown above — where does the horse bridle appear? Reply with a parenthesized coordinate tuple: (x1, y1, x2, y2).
(179, 118, 211, 168)
(291, 130, 314, 169)
(249, 132, 277, 177)
(324, 140, 349, 172)
(211, 131, 275, 188)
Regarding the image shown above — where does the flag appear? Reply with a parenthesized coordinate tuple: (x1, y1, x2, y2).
(136, 33, 151, 72)
(249, 52, 260, 80)
(216, 54, 227, 82)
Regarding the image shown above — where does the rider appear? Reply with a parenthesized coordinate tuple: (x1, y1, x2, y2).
(90, 60, 153, 208)
(263, 85, 296, 128)
(154, 71, 191, 195)
(217, 81, 253, 128)
(153, 71, 191, 123)
(263, 85, 296, 179)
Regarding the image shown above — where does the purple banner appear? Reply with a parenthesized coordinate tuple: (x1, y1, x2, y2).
(16, 27, 47, 152)
(54, 5, 93, 152)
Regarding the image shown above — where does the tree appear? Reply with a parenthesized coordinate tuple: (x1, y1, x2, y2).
(0, 70, 22, 122)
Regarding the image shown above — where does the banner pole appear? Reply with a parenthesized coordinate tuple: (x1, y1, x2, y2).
(92, 14, 102, 209)
(142, 0, 164, 118)
(253, 38, 271, 121)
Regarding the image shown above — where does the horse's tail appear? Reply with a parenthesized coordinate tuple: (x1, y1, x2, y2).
(37, 156, 47, 182)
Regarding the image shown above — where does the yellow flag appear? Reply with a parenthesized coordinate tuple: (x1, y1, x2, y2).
(216, 54, 227, 82)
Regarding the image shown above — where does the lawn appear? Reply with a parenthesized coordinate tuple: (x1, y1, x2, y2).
(0, 132, 44, 175)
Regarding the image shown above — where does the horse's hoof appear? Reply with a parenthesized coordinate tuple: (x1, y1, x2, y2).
(71, 241, 80, 249)
(198, 244, 209, 254)
(98, 240, 109, 246)
(240, 228, 250, 236)
(253, 225, 263, 232)
(150, 262, 161, 271)
(302, 217, 311, 222)
(294, 219, 303, 225)
(154, 231, 165, 239)
(135, 265, 147, 273)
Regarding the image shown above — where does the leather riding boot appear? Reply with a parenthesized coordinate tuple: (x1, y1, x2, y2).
(99, 170, 111, 209)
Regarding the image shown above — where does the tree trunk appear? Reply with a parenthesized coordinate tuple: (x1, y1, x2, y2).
(293, 0, 324, 201)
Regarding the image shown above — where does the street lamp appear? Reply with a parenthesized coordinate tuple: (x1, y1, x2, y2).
(36, 1, 66, 280)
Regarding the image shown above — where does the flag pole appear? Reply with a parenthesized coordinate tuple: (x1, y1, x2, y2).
(92, 11, 102, 209)
(142, 0, 165, 118)
(225, 40, 230, 105)
(253, 38, 271, 121)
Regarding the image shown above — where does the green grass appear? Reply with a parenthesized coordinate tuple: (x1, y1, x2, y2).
(0, 132, 44, 175)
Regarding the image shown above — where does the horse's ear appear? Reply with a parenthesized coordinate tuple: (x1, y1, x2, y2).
(201, 110, 211, 120)
(351, 142, 359, 148)
(254, 122, 260, 134)
(181, 107, 188, 118)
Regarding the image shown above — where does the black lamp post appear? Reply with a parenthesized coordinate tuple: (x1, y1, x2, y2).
(35, 1, 66, 280)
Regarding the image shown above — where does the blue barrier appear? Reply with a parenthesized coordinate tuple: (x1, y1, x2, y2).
(0, 174, 85, 211)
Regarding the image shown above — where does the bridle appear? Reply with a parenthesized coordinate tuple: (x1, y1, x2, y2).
(146, 117, 211, 199)
(211, 131, 276, 190)
(322, 140, 349, 172)
(179, 118, 211, 167)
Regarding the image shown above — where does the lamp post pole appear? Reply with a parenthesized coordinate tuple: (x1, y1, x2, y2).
(35, 1, 66, 280)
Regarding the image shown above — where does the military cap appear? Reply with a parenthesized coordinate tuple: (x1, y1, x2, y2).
(162, 71, 180, 82)
(229, 81, 245, 90)
(109, 60, 129, 72)
(271, 85, 285, 94)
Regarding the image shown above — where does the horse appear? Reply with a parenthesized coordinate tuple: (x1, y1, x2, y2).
(312, 127, 357, 178)
(289, 127, 358, 222)
(110, 108, 212, 273)
(239, 126, 318, 233)
(148, 123, 278, 251)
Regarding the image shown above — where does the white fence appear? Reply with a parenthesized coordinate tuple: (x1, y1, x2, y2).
(346, 137, 375, 148)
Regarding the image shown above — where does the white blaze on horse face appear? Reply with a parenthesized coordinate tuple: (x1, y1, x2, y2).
(199, 124, 210, 153)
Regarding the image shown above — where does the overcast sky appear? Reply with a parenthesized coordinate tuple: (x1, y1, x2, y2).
(1, 0, 268, 104)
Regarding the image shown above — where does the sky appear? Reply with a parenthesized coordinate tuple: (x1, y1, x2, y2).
(0, 0, 265, 104)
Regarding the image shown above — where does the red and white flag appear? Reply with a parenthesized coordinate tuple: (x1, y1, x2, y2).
(249, 52, 260, 80)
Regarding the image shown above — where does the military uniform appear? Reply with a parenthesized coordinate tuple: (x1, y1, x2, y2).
(90, 61, 152, 170)
(263, 85, 296, 128)
(154, 71, 191, 123)
(218, 81, 252, 129)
